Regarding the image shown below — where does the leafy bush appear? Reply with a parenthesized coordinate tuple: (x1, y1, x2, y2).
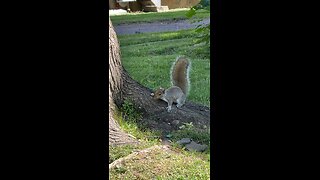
(186, 0, 210, 46)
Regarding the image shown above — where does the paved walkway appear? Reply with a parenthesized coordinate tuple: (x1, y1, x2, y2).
(114, 18, 210, 35)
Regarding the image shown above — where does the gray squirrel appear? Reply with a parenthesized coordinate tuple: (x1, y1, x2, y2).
(151, 57, 191, 112)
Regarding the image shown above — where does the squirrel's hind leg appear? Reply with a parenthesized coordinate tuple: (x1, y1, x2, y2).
(176, 96, 186, 108)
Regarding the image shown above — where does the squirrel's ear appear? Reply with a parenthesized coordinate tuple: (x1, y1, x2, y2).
(150, 93, 154, 96)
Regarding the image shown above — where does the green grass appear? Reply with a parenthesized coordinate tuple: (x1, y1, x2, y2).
(110, 146, 210, 179)
(118, 29, 210, 106)
(110, 9, 210, 25)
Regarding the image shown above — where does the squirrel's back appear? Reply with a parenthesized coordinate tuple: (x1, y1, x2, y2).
(171, 57, 190, 95)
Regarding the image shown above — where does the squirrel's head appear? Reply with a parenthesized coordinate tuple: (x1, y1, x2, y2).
(151, 87, 165, 99)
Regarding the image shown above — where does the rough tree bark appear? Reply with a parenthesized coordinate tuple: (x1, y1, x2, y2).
(109, 18, 137, 145)
(109, 18, 210, 146)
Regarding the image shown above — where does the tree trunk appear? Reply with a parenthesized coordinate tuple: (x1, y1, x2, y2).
(109, 18, 137, 146)
(108, 18, 210, 146)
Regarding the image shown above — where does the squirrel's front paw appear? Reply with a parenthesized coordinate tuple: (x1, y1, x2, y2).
(166, 106, 172, 112)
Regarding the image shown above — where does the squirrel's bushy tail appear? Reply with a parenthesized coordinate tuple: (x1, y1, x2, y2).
(170, 56, 191, 96)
